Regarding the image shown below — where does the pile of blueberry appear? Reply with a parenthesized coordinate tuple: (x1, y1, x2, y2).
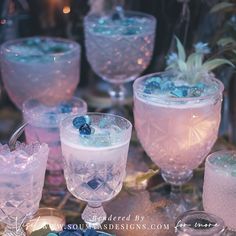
(47, 225, 112, 236)
(73, 115, 92, 135)
(143, 76, 206, 98)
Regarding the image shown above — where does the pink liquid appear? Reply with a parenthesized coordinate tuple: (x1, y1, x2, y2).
(203, 152, 236, 231)
(134, 96, 222, 173)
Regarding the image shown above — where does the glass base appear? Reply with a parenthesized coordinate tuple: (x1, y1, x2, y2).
(161, 170, 193, 186)
(81, 203, 106, 229)
(4, 226, 25, 236)
(161, 170, 197, 221)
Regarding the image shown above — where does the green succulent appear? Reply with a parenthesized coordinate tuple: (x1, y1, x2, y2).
(166, 37, 234, 84)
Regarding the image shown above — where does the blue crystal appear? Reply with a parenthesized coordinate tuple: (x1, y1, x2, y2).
(145, 76, 162, 85)
(195, 82, 205, 90)
(84, 115, 91, 125)
(171, 86, 188, 97)
(79, 124, 91, 135)
(60, 102, 72, 113)
(87, 178, 104, 190)
(160, 80, 175, 91)
(73, 116, 87, 129)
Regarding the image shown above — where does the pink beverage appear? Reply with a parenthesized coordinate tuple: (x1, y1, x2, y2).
(60, 113, 132, 227)
(60, 114, 132, 202)
(23, 97, 87, 172)
(0, 142, 48, 235)
(203, 151, 236, 231)
(1, 37, 80, 109)
(84, 11, 156, 83)
(133, 72, 223, 184)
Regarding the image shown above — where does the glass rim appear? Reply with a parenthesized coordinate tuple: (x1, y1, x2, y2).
(1, 36, 81, 57)
(59, 112, 133, 147)
(0, 142, 49, 174)
(22, 97, 88, 128)
(85, 10, 156, 21)
(60, 112, 132, 130)
(206, 150, 236, 171)
(175, 210, 225, 235)
(133, 71, 224, 104)
(23, 96, 87, 115)
(84, 10, 157, 36)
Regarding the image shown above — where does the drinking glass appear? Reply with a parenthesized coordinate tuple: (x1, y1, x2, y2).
(203, 150, 236, 234)
(133, 72, 223, 217)
(175, 210, 225, 236)
(0, 142, 49, 236)
(23, 97, 87, 195)
(0, 37, 80, 109)
(60, 113, 132, 228)
(84, 11, 156, 114)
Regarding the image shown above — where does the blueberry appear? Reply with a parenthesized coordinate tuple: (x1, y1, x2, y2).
(60, 102, 72, 113)
(73, 116, 87, 129)
(79, 124, 91, 135)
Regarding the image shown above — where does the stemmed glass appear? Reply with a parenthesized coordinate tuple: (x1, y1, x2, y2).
(203, 150, 236, 235)
(0, 142, 49, 236)
(22, 97, 87, 197)
(133, 72, 223, 217)
(0, 36, 80, 109)
(59, 113, 132, 228)
(84, 10, 156, 115)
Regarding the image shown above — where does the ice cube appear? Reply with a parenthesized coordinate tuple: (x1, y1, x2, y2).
(171, 86, 189, 97)
(160, 80, 175, 92)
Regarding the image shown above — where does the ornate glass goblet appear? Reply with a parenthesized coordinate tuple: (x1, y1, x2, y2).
(0, 142, 49, 236)
(133, 72, 223, 218)
(1, 37, 80, 109)
(84, 11, 156, 115)
(60, 113, 132, 228)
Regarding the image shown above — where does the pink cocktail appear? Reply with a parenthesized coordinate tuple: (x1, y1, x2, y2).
(133, 72, 223, 215)
(23, 97, 87, 171)
(203, 151, 236, 232)
(1, 37, 80, 109)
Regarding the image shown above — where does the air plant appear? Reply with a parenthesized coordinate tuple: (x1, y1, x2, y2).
(166, 37, 234, 84)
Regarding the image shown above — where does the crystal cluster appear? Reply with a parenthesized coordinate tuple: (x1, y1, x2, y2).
(143, 76, 206, 98)
(72, 116, 121, 147)
(8, 37, 72, 62)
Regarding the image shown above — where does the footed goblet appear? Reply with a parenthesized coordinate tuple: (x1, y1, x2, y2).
(84, 10, 156, 115)
(60, 113, 132, 228)
(133, 72, 223, 217)
(23, 97, 87, 195)
(0, 37, 80, 109)
(0, 142, 48, 236)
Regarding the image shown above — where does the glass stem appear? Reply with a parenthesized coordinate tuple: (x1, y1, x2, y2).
(109, 83, 126, 106)
(170, 184, 182, 200)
